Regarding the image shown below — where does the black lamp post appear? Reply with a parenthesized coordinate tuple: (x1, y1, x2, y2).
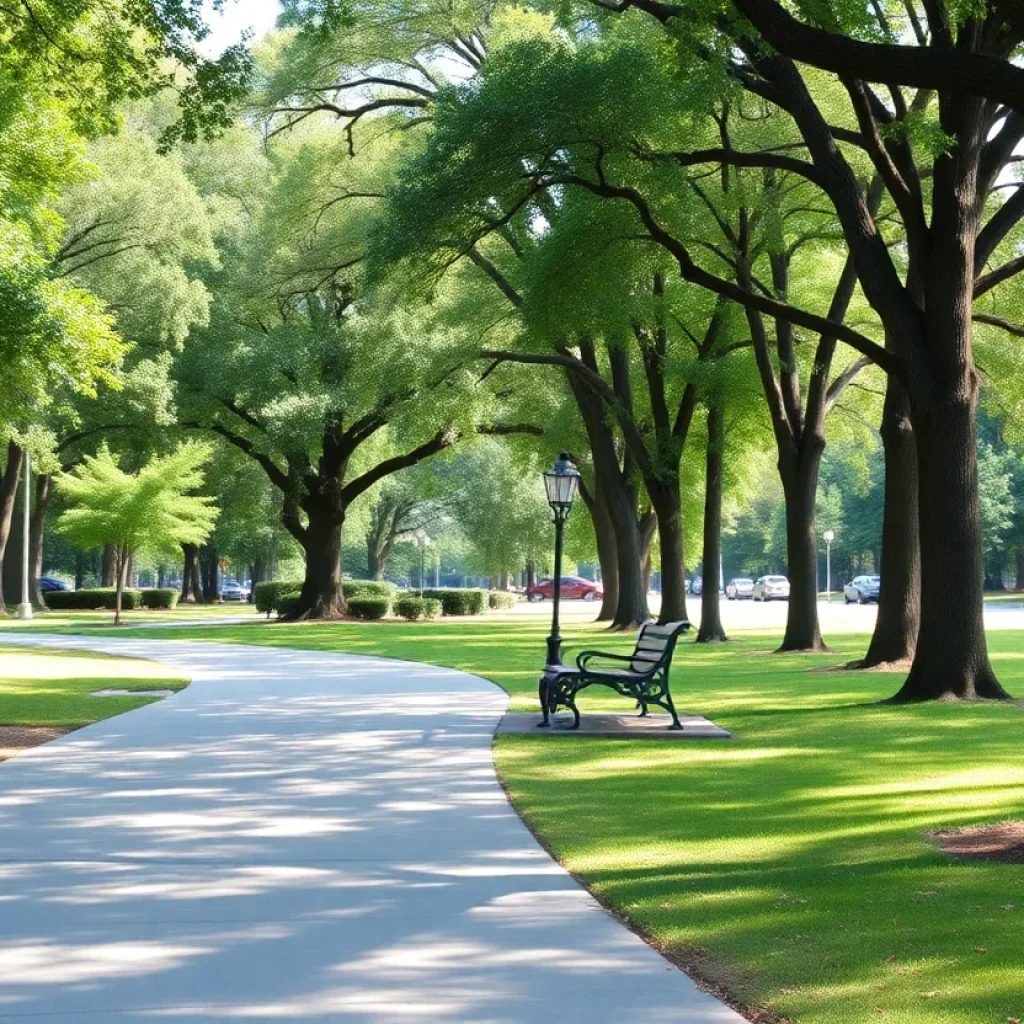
(543, 451, 580, 666)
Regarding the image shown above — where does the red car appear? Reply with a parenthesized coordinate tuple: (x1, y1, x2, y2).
(527, 576, 604, 602)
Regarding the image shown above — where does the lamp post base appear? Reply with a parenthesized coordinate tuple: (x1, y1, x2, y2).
(546, 634, 562, 666)
(16, 603, 33, 620)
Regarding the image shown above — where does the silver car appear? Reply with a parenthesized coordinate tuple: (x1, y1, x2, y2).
(844, 575, 880, 604)
(725, 577, 754, 600)
(753, 575, 790, 601)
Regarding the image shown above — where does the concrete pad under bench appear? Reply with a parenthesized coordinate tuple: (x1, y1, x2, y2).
(496, 711, 732, 739)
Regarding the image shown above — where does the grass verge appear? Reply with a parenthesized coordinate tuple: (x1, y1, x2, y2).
(11, 614, 1024, 1024)
(0, 646, 188, 730)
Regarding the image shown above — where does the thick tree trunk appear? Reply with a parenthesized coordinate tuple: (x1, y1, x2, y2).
(1016, 549, 1024, 592)
(778, 445, 826, 652)
(589, 481, 619, 621)
(249, 557, 266, 602)
(199, 546, 220, 603)
(863, 382, 919, 666)
(181, 544, 198, 603)
(75, 551, 86, 591)
(526, 561, 536, 590)
(608, 483, 650, 628)
(894, 390, 1008, 700)
(102, 545, 117, 587)
(291, 496, 348, 619)
(650, 483, 688, 624)
(697, 405, 727, 643)
(0, 443, 25, 615)
(29, 473, 50, 608)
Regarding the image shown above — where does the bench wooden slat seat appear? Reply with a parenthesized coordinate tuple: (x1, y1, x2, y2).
(538, 620, 690, 730)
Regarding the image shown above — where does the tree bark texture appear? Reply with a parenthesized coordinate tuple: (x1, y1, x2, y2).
(863, 381, 919, 666)
(649, 483, 688, 625)
(180, 544, 197, 602)
(102, 544, 117, 588)
(29, 473, 50, 608)
(697, 404, 727, 642)
(199, 546, 220, 603)
(581, 476, 619, 622)
(778, 444, 826, 652)
(566, 367, 650, 628)
(291, 495, 347, 619)
(0, 443, 25, 615)
(894, 388, 1008, 700)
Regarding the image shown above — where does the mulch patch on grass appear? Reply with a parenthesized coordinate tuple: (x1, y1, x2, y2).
(0, 725, 73, 762)
(929, 821, 1024, 863)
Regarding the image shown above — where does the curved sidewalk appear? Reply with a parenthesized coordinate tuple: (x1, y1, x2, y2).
(0, 634, 742, 1023)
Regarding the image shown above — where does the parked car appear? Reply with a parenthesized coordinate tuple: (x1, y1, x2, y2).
(753, 575, 790, 601)
(844, 575, 880, 604)
(219, 582, 251, 602)
(39, 576, 72, 593)
(527, 576, 604, 602)
(725, 577, 754, 600)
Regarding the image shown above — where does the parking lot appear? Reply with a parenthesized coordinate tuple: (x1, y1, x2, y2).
(510, 592, 1024, 633)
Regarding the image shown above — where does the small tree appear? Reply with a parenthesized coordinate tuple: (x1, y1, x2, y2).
(56, 443, 218, 624)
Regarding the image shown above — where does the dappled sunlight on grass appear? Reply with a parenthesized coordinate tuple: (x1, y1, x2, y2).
(28, 616, 1024, 1022)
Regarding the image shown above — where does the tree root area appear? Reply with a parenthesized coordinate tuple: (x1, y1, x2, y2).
(929, 821, 1024, 864)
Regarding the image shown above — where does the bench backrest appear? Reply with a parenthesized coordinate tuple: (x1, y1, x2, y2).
(630, 620, 690, 674)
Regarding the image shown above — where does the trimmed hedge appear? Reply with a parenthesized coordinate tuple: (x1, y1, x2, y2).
(422, 588, 487, 616)
(255, 579, 399, 619)
(344, 579, 397, 600)
(141, 588, 179, 609)
(394, 596, 441, 621)
(488, 591, 517, 610)
(347, 595, 391, 620)
(45, 587, 142, 611)
(254, 580, 301, 616)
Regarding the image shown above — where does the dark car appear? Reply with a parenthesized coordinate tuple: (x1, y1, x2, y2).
(844, 575, 880, 604)
(39, 576, 72, 593)
(527, 576, 604, 603)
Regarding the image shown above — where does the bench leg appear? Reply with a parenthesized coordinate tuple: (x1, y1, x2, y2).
(663, 686, 683, 730)
(538, 677, 550, 727)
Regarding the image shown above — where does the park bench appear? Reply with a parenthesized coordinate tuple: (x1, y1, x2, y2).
(538, 620, 690, 730)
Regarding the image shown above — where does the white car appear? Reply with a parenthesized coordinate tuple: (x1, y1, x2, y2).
(753, 575, 790, 601)
(725, 577, 754, 600)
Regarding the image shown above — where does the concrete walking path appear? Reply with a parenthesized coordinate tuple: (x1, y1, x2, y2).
(0, 634, 743, 1023)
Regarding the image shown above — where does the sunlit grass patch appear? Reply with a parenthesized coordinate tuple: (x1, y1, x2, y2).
(25, 616, 1024, 1023)
(0, 647, 188, 727)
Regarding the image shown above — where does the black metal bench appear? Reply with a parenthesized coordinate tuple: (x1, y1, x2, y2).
(538, 620, 690, 730)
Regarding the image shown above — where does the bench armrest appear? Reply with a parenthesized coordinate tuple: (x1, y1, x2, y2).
(576, 650, 634, 671)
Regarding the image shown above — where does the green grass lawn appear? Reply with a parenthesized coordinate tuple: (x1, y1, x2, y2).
(8, 613, 1024, 1024)
(0, 603, 262, 631)
(0, 646, 189, 728)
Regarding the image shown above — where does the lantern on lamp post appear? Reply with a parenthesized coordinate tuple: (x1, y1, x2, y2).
(542, 452, 580, 666)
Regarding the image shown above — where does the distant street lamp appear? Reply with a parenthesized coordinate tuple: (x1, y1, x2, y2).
(542, 452, 580, 665)
(414, 529, 431, 598)
(16, 452, 32, 620)
(824, 530, 835, 604)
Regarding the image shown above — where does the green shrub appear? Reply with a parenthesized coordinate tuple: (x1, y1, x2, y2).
(343, 579, 397, 599)
(45, 587, 141, 611)
(488, 591, 517, 610)
(141, 588, 179, 609)
(254, 580, 301, 616)
(422, 588, 487, 616)
(347, 595, 390, 620)
(394, 596, 441, 621)
(276, 592, 303, 618)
